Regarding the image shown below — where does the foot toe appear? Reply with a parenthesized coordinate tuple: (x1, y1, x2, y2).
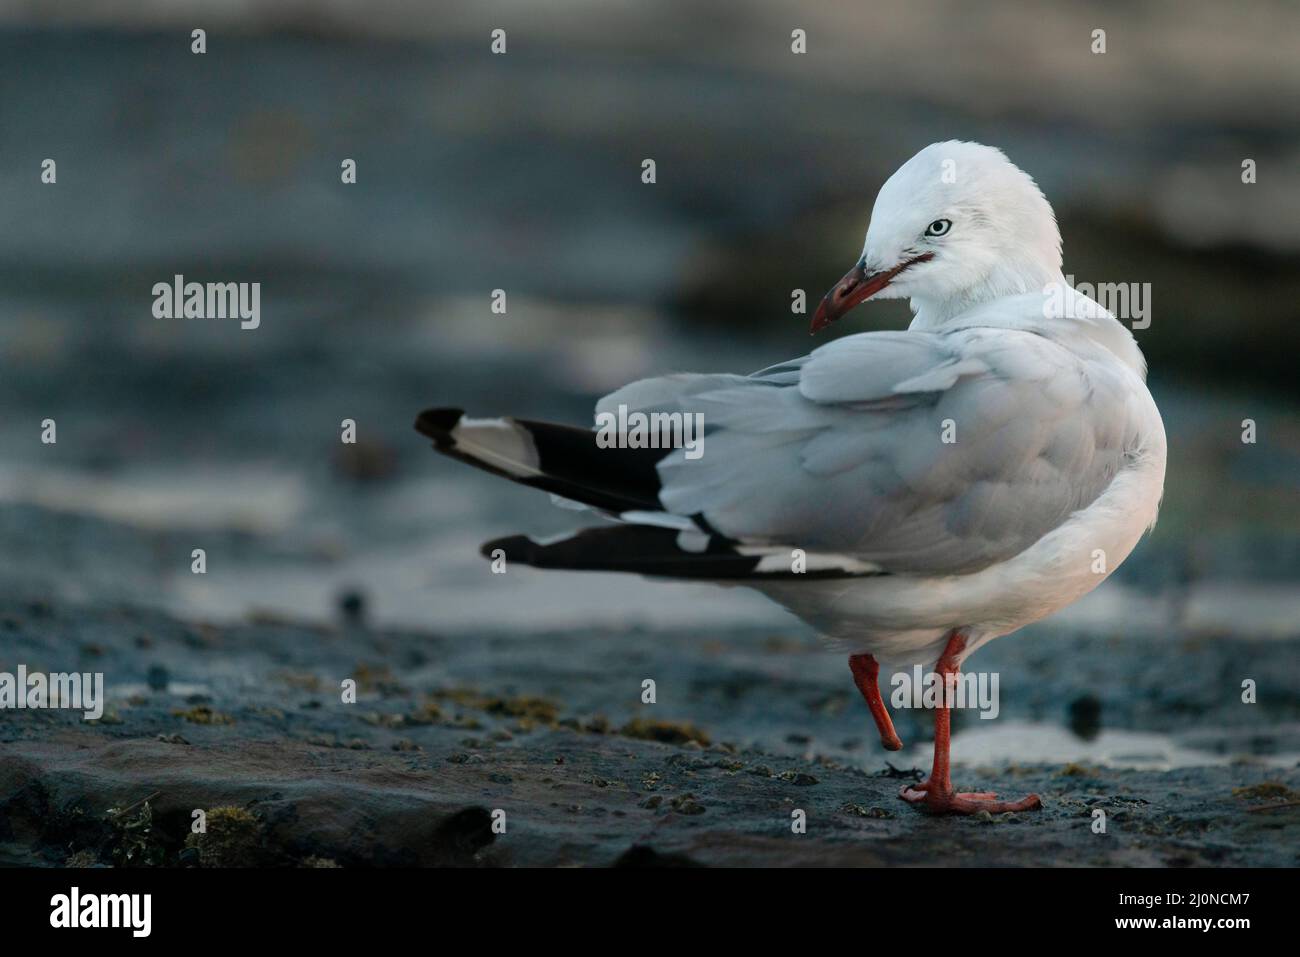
(897, 788, 1043, 815)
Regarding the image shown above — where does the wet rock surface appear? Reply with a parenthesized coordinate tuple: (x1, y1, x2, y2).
(2, 592, 1297, 868)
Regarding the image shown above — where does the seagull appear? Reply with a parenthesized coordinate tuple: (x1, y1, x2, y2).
(416, 142, 1166, 815)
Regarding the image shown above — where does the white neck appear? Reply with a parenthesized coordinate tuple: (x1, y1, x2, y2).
(909, 264, 1066, 330)
(914, 277, 1149, 381)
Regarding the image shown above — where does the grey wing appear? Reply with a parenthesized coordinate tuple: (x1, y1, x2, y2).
(600, 329, 1135, 575)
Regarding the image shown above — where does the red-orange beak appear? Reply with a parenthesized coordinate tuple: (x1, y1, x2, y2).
(810, 252, 934, 334)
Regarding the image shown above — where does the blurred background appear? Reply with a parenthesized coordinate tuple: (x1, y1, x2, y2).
(1, 1, 1298, 771)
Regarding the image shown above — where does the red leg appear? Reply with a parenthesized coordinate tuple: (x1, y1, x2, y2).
(898, 631, 1042, 815)
(848, 653, 903, 751)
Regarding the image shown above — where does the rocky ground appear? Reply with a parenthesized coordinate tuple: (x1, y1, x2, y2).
(3, 590, 1298, 868)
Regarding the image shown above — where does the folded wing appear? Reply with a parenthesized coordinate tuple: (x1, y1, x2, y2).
(600, 328, 1135, 575)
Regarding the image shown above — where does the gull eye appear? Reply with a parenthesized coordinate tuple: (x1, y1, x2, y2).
(925, 219, 952, 238)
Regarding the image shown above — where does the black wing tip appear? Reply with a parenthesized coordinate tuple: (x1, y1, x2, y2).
(480, 534, 536, 563)
(414, 407, 465, 443)
(479, 526, 886, 579)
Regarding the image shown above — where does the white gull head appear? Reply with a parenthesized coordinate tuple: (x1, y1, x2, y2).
(812, 141, 1067, 332)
